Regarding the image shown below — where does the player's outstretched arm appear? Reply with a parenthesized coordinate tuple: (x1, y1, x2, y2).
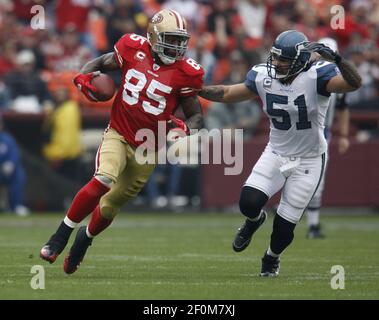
(80, 52, 119, 74)
(199, 83, 257, 103)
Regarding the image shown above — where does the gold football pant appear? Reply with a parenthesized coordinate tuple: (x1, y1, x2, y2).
(95, 128, 155, 219)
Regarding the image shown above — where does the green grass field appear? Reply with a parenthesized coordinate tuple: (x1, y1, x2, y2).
(0, 211, 378, 300)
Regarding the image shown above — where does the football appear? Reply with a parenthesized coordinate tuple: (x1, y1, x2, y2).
(90, 73, 116, 101)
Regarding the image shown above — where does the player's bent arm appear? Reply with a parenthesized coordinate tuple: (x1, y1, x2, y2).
(326, 58, 362, 93)
(199, 83, 257, 103)
(80, 52, 119, 74)
(180, 95, 204, 131)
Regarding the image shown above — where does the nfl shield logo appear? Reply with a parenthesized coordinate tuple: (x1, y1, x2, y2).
(153, 64, 160, 71)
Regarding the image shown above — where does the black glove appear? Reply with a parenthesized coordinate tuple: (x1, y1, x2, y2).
(306, 42, 342, 64)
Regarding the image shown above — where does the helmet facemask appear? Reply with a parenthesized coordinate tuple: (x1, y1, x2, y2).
(267, 42, 311, 82)
(150, 29, 190, 65)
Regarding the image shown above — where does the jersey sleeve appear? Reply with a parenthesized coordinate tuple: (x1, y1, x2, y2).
(178, 61, 205, 97)
(316, 63, 340, 97)
(245, 68, 259, 95)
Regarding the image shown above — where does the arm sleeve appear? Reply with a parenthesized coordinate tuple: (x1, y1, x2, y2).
(316, 63, 340, 97)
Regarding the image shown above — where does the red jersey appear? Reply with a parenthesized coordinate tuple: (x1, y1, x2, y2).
(111, 33, 204, 147)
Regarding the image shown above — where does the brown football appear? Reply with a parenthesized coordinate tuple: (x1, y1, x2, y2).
(90, 73, 116, 101)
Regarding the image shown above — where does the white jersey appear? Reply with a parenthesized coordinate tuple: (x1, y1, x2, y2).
(245, 61, 340, 157)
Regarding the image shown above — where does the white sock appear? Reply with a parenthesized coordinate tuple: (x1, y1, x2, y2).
(248, 210, 263, 222)
(267, 247, 280, 258)
(86, 226, 94, 239)
(64, 216, 78, 229)
(307, 209, 320, 227)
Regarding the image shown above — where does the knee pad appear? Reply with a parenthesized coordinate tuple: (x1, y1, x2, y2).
(99, 196, 120, 220)
(239, 186, 269, 219)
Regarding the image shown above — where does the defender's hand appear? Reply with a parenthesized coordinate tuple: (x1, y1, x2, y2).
(73, 71, 100, 102)
(306, 42, 342, 64)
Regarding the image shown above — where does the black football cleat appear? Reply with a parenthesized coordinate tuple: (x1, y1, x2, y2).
(64, 226, 93, 274)
(40, 234, 69, 264)
(233, 210, 267, 252)
(260, 252, 280, 277)
(306, 224, 325, 239)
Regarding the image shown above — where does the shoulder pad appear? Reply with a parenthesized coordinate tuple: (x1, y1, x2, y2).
(180, 57, 205, 77)
(118, 33, 149, 50)
(251, 63, 267, 73)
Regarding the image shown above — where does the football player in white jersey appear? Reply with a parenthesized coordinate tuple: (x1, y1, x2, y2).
(306, 37, 350, 239)
(199, 30, 361, 277)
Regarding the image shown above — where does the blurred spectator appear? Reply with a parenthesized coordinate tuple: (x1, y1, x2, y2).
(332, 0, 370, 51)
(294, 3, 328, 41)
(345, 44, 379, 107)
(162, 0, 200, 31)
(43, 25, 93, 72)
(4, 50, 52, 113)
(0, 41, 16, 78)
(236, 0, 267, 48)
(0, 78, 10, 109)
(55, 0, 92, 33)
(43, 73, 83, 181)
(55, 0, 99, 55)
(206, 0, 236, 58)
(0, 114, 29, 216)
(18, 27, 45, 71)
(11, 0, 46, 25)
(187, 33, 216, 85)
(205, 50, 261, 140)
(105, 0, 147, 50)
(145, 163, 183, 209)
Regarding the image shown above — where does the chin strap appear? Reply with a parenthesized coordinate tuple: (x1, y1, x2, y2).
(158, 53, 176, 65)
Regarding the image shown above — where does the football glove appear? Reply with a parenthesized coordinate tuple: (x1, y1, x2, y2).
(306, 42, 342, 64)
(73, 71, 100, 102)
(168, 115, 189, 140)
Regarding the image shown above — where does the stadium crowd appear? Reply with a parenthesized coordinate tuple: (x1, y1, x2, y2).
(0, 0, 378, 211)
(0, 0, 378, 109)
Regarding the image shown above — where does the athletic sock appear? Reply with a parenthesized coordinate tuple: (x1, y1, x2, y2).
(66, 177, 110, 223)
(87, 205, 113, 237)
(307, 208, 320, 227)
(52, 221, 74, 242)
(269, 214, 296, 255)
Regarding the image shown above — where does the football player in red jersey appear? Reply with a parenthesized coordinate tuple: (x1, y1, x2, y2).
(39, 9, 204, 274)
